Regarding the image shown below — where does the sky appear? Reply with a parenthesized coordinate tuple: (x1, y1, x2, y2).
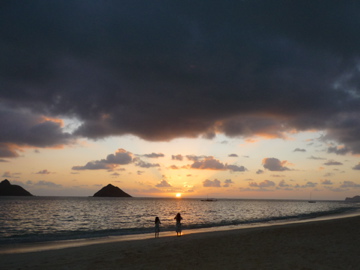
(1, 1, 360, 200)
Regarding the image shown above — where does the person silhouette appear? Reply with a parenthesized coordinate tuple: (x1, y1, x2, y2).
(174, 213, 183, 236)
(155, 217, 161, 238)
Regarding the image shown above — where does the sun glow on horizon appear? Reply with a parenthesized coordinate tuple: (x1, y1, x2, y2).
(175, 193, 182, 198)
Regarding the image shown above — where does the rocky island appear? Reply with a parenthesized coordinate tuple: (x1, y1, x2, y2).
(93, 184, 132, 197)
(0, 179, 33, 196)
(345, 195, 360, 202)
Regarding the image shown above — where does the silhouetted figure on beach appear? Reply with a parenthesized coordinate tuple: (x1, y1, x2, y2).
(155, 217, 161, 238)
(174, 213, 183, 236)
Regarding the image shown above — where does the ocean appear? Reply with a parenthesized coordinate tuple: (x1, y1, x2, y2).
(0, 197, 358, 245)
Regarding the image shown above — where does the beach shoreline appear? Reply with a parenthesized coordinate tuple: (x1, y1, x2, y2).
(2, 212, 360, 269)
(1, 208, 359, 255)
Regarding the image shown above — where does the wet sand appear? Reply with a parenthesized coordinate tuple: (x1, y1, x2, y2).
(1, 215, 360, 269)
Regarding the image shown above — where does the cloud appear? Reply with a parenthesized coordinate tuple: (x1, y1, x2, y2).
(228, 154, 238, 157)
(278, 180, 290, 187)
(352, 163, 360, 170)
(186, 155, 206, 162)
(155, 180, 172, 188)
(135, 160, 160, 168)
(35, 169, 51, 175)
(72, 148, 133, 170)
(191, 157, 225, 170)
(190, 156, 246, 172)
(0, 107, 74, 157)
(308, 156, 326, 160)
(2, 1, 360, 153)
(340, 181, 360, 188)
(143, 153, 164, 158)
(256, 169, 264, 174)
(226, 164, 246, 172)
(33, 180, 62, 188)
(302, 182, 318, 188)
(323, 160, 343, 166)
(293, 148, 306, 152)
(262, 158, 290, 171)
(105, 149, 133, 164)
(72, 160, 110, 170)
(0, 143, 20, 158)
(203, 179, 221, 188)
(249, 180, 276, 189)
(321, 179, 333, 185)
(172, 155, 183, 161)
(223, 179, 234, 187)
(271, 174, 285, 178)
(327, 146, 350, 155)
(2, 171, 12, 178)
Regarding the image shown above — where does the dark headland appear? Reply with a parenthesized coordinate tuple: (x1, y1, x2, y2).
(93, 184, 132, 197)
(0, 179, 33, 196)
(345, 195, 360, 202)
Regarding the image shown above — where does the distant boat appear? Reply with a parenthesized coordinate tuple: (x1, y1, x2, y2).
(201, 195, 217, 202)
(308, 192, 316, 203)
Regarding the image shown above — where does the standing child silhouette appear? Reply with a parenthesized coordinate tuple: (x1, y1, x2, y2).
(174, 213, 183, 236)
(155, 217, 161, 238)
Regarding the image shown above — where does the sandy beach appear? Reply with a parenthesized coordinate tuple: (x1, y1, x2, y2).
(1, 215, 360, 270)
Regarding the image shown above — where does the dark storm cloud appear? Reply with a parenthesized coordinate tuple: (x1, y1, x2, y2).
(2, 1, 360, 153)
(327, 146, 351, 155)
(0, 143, 19, 158)
(0, 107, 73, 157)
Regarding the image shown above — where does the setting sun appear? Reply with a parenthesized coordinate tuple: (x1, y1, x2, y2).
(175, 193, 182, 198)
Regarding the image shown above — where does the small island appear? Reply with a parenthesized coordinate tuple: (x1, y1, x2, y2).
(0, 179, 33, 196)
(93, 184, 132, 197)
(345, 195, 360, 202)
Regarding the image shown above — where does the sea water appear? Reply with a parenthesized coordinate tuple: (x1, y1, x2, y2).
(0, 197, 358, 245)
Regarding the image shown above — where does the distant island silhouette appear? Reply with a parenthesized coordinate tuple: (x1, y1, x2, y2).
(0, 179, 33, 196)
(345, 195, 360, 202)
(93, 184, 132, 197)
